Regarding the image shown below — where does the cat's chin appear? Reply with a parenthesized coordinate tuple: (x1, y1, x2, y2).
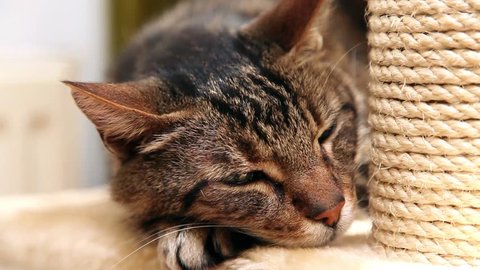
(278, 219, 352, 248)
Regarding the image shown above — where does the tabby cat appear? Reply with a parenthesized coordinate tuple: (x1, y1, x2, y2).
(65, 0, 368, 269)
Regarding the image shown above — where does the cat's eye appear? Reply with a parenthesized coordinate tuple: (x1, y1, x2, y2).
(225, 170, 267, 185)
(318, 122, 337, 144)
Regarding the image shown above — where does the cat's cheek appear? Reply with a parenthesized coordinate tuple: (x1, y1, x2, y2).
(191, 187, 278, 221)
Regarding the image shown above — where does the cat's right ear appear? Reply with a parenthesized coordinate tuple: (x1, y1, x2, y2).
(242, 0, 326, 52)
(64, 79, 193, 160)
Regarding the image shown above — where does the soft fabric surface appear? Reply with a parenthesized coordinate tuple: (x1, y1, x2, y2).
(0, 188, 461, 270)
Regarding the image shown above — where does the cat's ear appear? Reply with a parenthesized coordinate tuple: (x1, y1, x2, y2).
(242, 0, 326, 52)
(64, 79, 192, 160)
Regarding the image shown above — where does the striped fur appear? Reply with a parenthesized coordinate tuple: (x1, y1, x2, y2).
(69, 0, 368, 269)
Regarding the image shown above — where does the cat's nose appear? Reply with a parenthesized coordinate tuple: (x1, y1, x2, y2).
(311, 199, 345, 226)
(294, 196, 345, 227)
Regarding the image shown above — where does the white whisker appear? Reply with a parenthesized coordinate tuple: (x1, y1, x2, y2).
(113, 226, 166, 247)
(107, 224, 240, 270)
(126, 223, 203, 248)
(320, 42, 364, 91)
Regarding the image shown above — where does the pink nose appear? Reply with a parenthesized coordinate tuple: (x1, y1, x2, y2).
(293, 196, 345, 227)
(312, 200, 345, 226)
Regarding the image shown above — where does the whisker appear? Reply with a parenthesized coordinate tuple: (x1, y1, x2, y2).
(113, 226, 165, 247)
(131, 223, 204, 247)
(112, 222, 196, 248)
(107, 224, 240, 270)
(320, 42, 364, 91)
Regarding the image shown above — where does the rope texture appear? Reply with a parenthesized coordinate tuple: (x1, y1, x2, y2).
(369, 82, 480, 103)
(367, 0, 480, 266)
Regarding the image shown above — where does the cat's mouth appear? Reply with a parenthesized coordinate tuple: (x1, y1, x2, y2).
(236, 199, 354, 248)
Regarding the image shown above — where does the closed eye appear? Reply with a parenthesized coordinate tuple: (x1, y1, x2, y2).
(223, 170, 268, 186)
(223, 170, 285, 202)
(318, 121, 337, 144)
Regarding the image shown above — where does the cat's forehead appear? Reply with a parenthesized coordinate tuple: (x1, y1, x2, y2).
(148, 27, 249, 89)
(154, 28, 334, 108)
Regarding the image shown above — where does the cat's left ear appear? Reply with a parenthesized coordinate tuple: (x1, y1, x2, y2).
(64, 79, 193, 160)
(241, 0, 327, 52)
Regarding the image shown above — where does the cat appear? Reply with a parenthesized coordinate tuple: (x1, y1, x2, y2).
(64, 0, 369, 269)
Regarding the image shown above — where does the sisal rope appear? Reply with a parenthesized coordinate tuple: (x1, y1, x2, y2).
(367, 0, 480, 267)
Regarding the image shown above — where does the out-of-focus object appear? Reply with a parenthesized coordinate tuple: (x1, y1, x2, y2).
(0, 0, 110, 192)
(111, 0, 178, 57)
(0, 56, 81, 194)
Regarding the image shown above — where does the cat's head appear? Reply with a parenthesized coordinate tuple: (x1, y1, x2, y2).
(66, 0, 365, 247)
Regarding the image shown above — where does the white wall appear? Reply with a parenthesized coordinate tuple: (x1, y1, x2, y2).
(0, 0, 110, 188)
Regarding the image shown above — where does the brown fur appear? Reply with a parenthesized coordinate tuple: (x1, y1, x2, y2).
(66, 0, 368, 269)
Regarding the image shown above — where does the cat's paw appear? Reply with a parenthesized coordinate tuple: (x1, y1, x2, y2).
(157, 227, 237, 270)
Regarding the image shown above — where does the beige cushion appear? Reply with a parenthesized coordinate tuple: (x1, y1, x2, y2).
(0, 188, 450, 270)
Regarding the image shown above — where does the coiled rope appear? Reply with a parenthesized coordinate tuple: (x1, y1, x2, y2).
(367, 0, 480, 266)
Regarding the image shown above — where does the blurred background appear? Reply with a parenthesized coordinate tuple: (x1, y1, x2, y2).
(0, 0, 178, 195)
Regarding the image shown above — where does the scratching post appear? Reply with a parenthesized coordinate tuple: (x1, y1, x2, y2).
(367, 0, 480, 266)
